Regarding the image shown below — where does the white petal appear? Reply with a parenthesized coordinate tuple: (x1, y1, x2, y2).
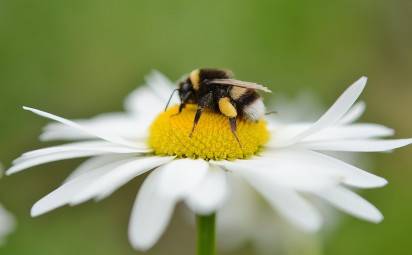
(129, 168, 176, 251)
(31, 159, 132, 216)
(302, 138, 412, 152)
(124, 71, 177, 117)
(213, 156, 339, 192)
(269, 123, 394, 148)
(185, 166, 229, 215)
(70, 156, 174, 205)
(260, 149, 387, 188)
(239, 169, 322, 232)
(309, 150, 387, 188)
(157, 159, 209, 199)
(41, 113, 147, 141)
(145, 70, 177, 101)
(215, 148, 351, 191)
(217, 175, 259, 249)
(64, 155, 131, 183)
(23, 106, 143, 149)
(124, 87, 165, 117)
(315, 186, 383, 223)
(280, 77, 367, 146)
(7, 151, 115, 175)
(339, 101, 366, 124)
(301, 124, 394, 142)
(17, 141, 145, 162)
(268, 123, 311, 146)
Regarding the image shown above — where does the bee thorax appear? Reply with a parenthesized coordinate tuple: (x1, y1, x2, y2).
(243, 98, 265, 121)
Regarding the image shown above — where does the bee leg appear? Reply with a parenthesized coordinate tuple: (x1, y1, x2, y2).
(171, 103, 185, 117)
(188, 92, 213, 137)
(218, 97, 241, 147)
(229, 118, 242, 148)
(189, 106, 204, 137)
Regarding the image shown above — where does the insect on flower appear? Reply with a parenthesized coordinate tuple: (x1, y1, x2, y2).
(165, 68, 272, 144)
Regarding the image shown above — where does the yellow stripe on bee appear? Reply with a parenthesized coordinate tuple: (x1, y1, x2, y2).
(230, 86, 248, 100)
(190, 69, 201, 90)
(218, 97, 237, 118)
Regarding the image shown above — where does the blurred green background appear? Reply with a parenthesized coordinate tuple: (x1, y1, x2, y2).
(0, 0, 411, 254)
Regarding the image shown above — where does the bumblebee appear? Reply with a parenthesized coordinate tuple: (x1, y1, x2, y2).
(165, 68, 271, 144)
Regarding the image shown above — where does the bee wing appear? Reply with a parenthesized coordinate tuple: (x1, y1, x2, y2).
(207, 79, 272, 93)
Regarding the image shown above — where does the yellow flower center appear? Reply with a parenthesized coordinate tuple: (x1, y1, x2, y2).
(148, 105, 270, 160)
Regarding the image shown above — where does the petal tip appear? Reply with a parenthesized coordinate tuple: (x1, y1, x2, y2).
(379, 178, 389, 187)
(368, 176, 389, 188)
(300, 219, 323, 233)
(356, 76, 367, 88)
(30, 206, 42, 218)
(359, 76, 368, 84)
(128, 233, 154, 252)
(5, 167, 17, 176)
(148, 69, 162, 76)
(375, 215, 384, 223)
(369, 211, 384, 224)
(351, 76, 368, 93)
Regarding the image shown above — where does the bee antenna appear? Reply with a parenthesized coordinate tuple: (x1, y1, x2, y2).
(164, 89, 179, 111)
(265, 110, 277, 115)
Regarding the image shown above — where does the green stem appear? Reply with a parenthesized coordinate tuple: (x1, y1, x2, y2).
(196, 213, 216, 255)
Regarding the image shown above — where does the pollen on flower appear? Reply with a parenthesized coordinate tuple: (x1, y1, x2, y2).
(148, 105, 270, 160)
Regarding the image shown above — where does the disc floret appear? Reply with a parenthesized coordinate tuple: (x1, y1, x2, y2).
(148, 105, 270, 160)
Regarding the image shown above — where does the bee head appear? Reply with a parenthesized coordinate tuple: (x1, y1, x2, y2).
(178, 78, 196, 104)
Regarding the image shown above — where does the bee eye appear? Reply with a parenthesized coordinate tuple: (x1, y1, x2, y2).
(182, 83, 191, 90)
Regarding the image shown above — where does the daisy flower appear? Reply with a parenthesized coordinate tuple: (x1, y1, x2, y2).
(6, 71, 412, 253)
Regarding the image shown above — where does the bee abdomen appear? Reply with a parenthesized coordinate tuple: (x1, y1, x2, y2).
(237, 91, 265, 121)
